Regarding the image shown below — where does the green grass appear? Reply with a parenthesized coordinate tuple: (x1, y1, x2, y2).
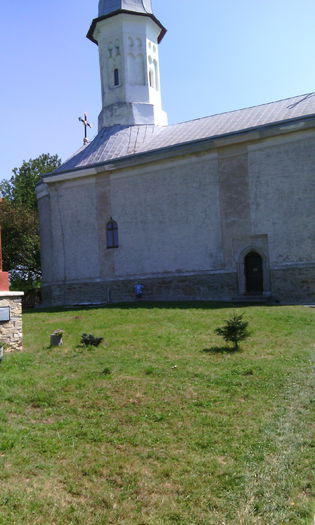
(0, 302, 314, 524)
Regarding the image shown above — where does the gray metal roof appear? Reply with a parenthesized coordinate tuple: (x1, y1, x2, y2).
(87, 0, 165, 45)
(98, 0, 153, 17)
(53, 92, 315, 175)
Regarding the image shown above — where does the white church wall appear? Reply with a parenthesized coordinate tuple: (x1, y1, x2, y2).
(217, 146, 252, 270)
(38, 191, 54, 284)
(106, 155, 223, 277)
(95, 175, 116, 281)
(248, 131, 315, 266)
(48, 178, 101, 282)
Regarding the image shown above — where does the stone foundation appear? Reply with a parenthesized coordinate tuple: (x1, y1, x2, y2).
(0, 292, 24, 352)
(41, 264, 315, 307)
(271, 266, 315, 304)
(41, 272, 238, 306)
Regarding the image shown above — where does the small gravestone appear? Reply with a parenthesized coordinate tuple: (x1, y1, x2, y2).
(50, 329, 64, 347)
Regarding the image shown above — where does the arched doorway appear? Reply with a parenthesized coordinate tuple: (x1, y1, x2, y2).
(245, 251, 263, 294)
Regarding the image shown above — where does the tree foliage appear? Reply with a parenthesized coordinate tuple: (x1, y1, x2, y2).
(215, 312, 250, 350)
(0, 154, 61, 287)
(0, 154, 60, 210)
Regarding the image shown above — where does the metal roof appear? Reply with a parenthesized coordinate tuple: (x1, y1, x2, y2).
(98, 0, 153, 17)
(87, 0, 166, 45)
(52, 92, 315, 175)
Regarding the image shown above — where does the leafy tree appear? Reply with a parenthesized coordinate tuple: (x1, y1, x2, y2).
(215, 312, 250, 350)
(0, 154, 61, 210)
(0, 154, 61, 288)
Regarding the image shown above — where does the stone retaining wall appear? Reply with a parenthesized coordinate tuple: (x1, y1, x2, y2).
(0, 292, 24, 352)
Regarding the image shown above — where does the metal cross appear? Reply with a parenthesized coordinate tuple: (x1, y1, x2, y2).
(78, 113, 92, 145)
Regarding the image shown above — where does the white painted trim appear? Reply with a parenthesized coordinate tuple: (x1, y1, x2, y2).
(278, 122, 305, 132)
(248, 129, 315, 152)
(57, 176, 96, 189)
(0, 292, 24, 297)
(44, 167, 98, 184)
(214, 131, 260, 147)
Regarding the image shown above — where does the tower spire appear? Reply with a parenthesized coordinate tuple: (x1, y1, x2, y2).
(87, 0, 168, 130)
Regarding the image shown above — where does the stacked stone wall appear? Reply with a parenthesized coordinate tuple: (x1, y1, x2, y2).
(0, 294, 23, 352)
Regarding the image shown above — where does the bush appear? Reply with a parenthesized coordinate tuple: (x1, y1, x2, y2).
(215, 312, 249, 350)
(81, 333, 103, 347)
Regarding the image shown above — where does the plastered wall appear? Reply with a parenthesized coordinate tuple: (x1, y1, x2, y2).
(38, 128, 315, 304)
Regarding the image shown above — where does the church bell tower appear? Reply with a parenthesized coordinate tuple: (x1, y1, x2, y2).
(87, 0, 168, 130)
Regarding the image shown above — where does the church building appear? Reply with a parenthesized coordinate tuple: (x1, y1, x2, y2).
(36, 0, 315, 305)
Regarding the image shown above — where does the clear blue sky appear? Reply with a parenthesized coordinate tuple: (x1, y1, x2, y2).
(1, 0, 315, 178)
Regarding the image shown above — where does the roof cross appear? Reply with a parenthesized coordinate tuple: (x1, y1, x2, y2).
(78, 113, 92, 145)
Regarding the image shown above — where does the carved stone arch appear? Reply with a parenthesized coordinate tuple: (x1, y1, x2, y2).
(237, 246, 271, 296)
(108, 41, 113, 58)
(153, 59, 159, 90)
(135, 53, 145, 85)
(114, 39, 120, 56)
(127, 53, 136, 84)
(149, 67, 155, 88)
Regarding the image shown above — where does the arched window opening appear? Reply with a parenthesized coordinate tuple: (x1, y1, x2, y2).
(115, 39, 120, 56)
(108, 41, 113, 58)
(107, 219, 119, 249)
(245, 251, 263, 294)
(136, 54, 145, 85)
(149, 69, 155, 88)
(114, 68, 120, 86)
(153, 59, 159, 90)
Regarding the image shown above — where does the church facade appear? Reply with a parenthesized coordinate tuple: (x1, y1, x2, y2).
(36, 0, 315, 306)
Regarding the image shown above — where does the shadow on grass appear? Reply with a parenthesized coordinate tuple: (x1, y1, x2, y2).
(202, 346, 240, 354)
(24, 300, 277, 314)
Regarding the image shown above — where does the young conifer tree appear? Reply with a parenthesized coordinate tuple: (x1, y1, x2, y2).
(215, 312, 249, 350)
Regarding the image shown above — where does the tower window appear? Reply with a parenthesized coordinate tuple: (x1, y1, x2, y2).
(114, 68, 120, 86)
(107, 219, 119, 249)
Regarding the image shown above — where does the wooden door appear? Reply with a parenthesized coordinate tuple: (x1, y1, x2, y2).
(245, 252, 263, 294)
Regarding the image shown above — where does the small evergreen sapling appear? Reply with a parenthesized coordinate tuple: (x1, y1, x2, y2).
(215, 312, 249, 350)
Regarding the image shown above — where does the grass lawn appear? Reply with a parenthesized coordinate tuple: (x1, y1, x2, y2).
(0, 302, 314, 524)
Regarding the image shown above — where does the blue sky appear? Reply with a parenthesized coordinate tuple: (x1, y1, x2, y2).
(1, 0, 315, 178)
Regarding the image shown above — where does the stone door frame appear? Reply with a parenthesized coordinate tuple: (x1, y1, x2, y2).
(237, 246, 271, 296)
